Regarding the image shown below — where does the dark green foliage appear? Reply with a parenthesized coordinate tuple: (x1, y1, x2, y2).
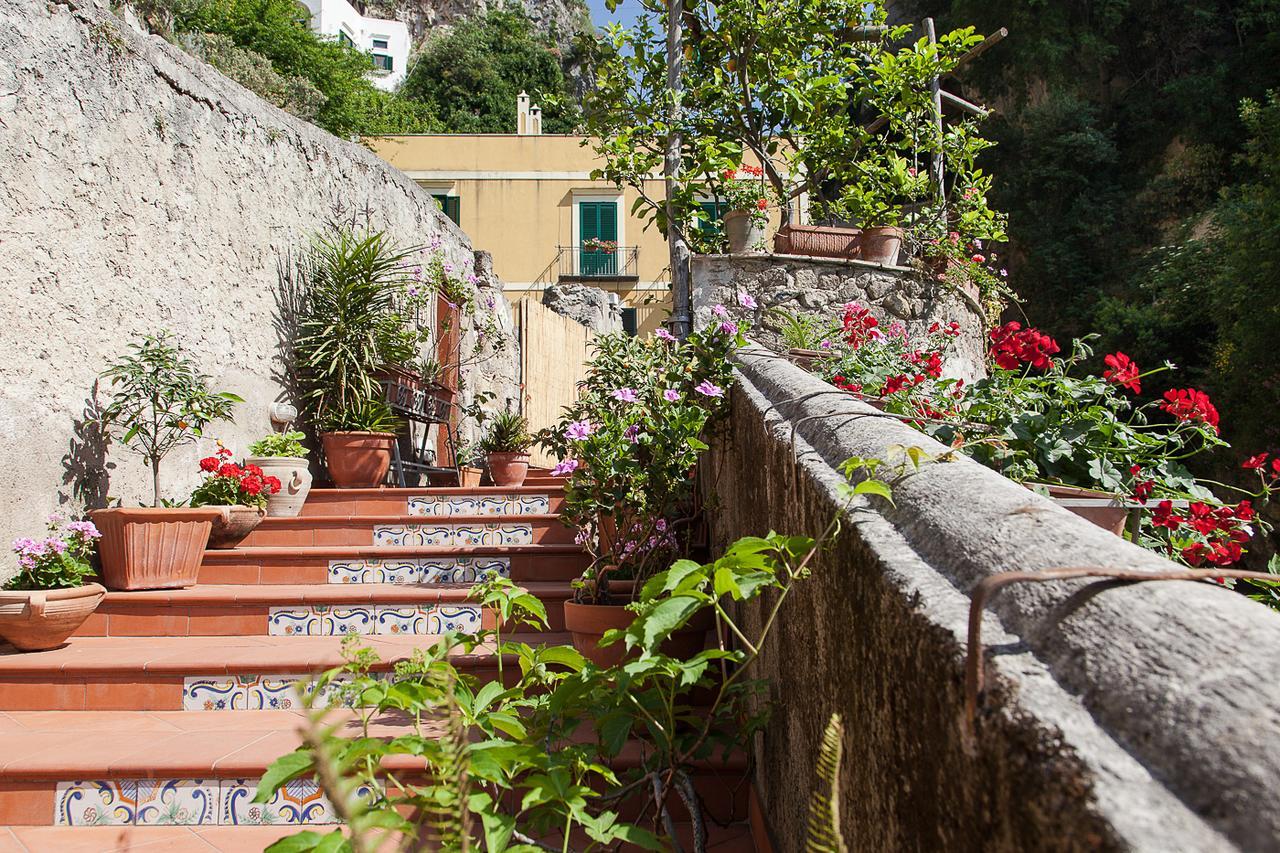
(479, 410, 533, 454)
(401, 6, 581, 134)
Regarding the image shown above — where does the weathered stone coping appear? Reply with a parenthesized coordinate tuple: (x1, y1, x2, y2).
(733, 343, 1280, 850)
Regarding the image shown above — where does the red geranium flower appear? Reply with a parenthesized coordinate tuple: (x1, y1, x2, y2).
(1243, 452, 1268, 470)
(1103, 352, 1141, 394)
(988, 322, 1060, 371)
(264, 476, 282, 494)
(1159, 388, 1219, 432)
(1152, 500, 1182, 530)
(199, 457, 220, 473)
(756, 198, 768, 210)
(217, 463, 242, 478)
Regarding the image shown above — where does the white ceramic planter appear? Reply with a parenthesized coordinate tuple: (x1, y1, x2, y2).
(723, 209, 767, 254)
(246, 456, 313, 517)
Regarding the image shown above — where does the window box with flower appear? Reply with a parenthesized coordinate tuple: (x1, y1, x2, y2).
(0, 515, 105, 652)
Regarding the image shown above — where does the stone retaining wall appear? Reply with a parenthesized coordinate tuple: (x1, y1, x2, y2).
(0, 0, 518, 569)
(711, 345, 1280, 852)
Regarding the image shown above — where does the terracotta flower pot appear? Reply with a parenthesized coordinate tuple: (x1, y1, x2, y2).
(459, 466, 483, 488)
(723, 209, 767, 255)
(860, 225, 904, 265)
(205, 505, 267, 549)
(1028, 483, 1133, 536)
(773, 223, 862, 260)
(563, 600, 713, 668)
(0, 583, 105, 651)
(486, 452, 530, 487)
(322, 431, 395, 488)
(246, 456, 312, 517)
(90, 507, 219, 591)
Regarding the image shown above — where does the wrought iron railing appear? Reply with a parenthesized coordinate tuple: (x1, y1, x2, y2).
(557, 245, 640, 279)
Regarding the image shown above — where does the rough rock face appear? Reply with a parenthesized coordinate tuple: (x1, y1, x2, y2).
(362, 0, 591, 52)
(541, 283, 622, 335)
(691, 254, 988, 382)
(0, 0, 518, 574)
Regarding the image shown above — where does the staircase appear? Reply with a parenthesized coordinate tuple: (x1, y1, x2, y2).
(0, 476, 755, 851)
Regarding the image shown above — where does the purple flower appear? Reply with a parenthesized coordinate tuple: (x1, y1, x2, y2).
(820, 340, 833, 350)
(655, 518, 668, 533)
(711, 304, 728, 318)
(611, 387, 638, 403)
(67, 520, 100, 539)
(718, 321, 738, 335)
(484, 295, 495, 309)
(430, 234, 442, 249)
(443, 262, 454, 274)
(695, 380, 723, 398)
(999, 268, 1008, 278)
(737, 291, 757, 309)
(655, 328, 676, 342)
(624, 424, 641, 443)
(46, 537, 67, 554)
(574, 528, 590, 545)
(565, 420, 595, 441)
(663, 389, 680, 402)
(551, 458, 580, 476)
(408, 286, 420, 297)
(467, 273, 480, 285)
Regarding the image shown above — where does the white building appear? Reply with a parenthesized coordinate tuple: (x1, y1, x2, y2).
(298, 0, 412, 91)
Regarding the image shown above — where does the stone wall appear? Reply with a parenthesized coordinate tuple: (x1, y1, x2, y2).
(541, 283, 622, 335)
(692, 254, 987, 382)
(0, 0, 517, 574)
(711, 346, 1280, 852)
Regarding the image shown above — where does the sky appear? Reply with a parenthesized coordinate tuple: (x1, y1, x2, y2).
(584, 0, 647, 33)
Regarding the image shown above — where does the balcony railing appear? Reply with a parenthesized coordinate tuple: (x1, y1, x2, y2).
(557, 245, 640, 280)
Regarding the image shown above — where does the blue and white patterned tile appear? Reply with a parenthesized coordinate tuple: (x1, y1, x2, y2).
(374, 605, 426, 635)
(492, 523, 534, 546)
(426, 605, 483, 634)
(328, 560, 373, 584)
(324, 606, 375, 635)
(451, 524, 488, 546)
(419, 556, 510, 583)
(220, 777, 339, 825)
(377, 559, 422, 584)
(475, 496, 510, 516)
(372, 525, 415, 547)
(268, 607, 322, 636)
(513, 495, 551, 514)
(243, 675, 302, 710)
(135, 779, 219, 826)
(55, 780, 138, 826)
(183, 677, 243, 711)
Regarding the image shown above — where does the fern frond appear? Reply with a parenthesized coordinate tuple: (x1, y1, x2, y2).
(804, 713, 848, 853)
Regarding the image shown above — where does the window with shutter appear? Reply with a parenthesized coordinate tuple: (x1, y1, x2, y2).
(579, 201, 619, 276)
(432, 195, 460, 226)
(697, 201, 727, 235)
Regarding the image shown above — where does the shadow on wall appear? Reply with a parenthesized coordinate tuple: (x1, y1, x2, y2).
(59, 382, 114, 510)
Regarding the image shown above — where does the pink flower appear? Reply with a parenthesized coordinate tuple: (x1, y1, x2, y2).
(663, 389, 680, 402)
(624, 424, 641, 443)
(565, 420, 594, 441)
(66, 520, 100, 539)
(719, 321, 738, 335)
(738, 291, 757, 309)
(712, 304, 728, 318)
(551, 458, 580, 476)
(611, 387, 638, 402)
(819, 340, 832, 350)
(695, 380, 723, 398)
(655, 328, 676, 342)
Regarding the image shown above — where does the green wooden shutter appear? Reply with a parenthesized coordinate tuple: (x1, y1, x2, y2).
(698, 201, 726, 235)
(433, 194, 460, 226)
(579, 201, 618, 276)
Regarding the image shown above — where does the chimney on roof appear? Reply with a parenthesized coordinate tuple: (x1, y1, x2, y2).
(529, 105, 542, 135)
(517, 92, 531, 135)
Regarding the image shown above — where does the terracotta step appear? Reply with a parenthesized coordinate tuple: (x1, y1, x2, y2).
(301, 486, 564, 517)
(239, 514, 573, 548)
(0, 823, 755, 852)
(198, 544, 591, 585)
(76, 582, 574, 637)
(0, 634, 559, 711)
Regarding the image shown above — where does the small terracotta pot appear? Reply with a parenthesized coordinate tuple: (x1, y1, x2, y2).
(246, 456, 312, 517)
(205, 505, 267, 549)
(860, 225, 904, 265)
(459, 466, 483, 488)
(89, 507, 219, 590)
(773, 223, 862, 260)
(563, 600, 713, 668)
(787, 347, 834, 371)
(486, 452, 530, 488)
(0, 583, 106, 651)
(322, 431, 395, 488)
(1029, 483, 1132, 536)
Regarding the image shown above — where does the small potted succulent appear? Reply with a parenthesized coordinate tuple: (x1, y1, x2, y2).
(93, 333, 240, 590)
(480, 411, 533, 487)
(454, 440, 484, 488)
(246, 431, 312, 517)
(0, 515, 106, 651)
(191, 444, 281, 548)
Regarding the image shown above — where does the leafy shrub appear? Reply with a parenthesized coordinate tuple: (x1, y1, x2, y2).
(248, 431, 309, 458)
(478, 411, 532, 454)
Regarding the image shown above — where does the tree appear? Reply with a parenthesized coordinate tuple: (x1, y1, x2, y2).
(400, 7, 581, 134)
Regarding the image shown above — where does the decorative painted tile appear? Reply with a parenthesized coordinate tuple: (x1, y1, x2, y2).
(245, 675, 303, 710)
(183, 677, 243, 711)
(220, 777, 338, 825)
(451, 524, 488, 546)
(324, 606, 375, 635)
(426, 605, 482, 634)
(375, 605, 426, 635)
(135, 779, 219, 826)
(328, 560, 373, 584)
(268, 607, 323, 636)
(514, 495, 551, 514)
(407, 493, 550, 516)
(372, 525, 414, 547)
(377, 559, 422, 584)
(491, 523, 534, 546)
(475, 496, 510, 515)
(55, 780, 138, 826)
(419, 556, 510, 583)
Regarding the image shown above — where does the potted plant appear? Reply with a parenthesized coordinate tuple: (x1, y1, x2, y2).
(246, 431, 312, 517)
(538, 310, 747, 665)
(190, 444, 281, 548)
(454, 440, 484, 488)
(717, 165, 773, 254)
(93, 332, 240, 590)
(0, 515, 106, 651)
(293, 228, 418, 489)
(480, 411, 533, 488)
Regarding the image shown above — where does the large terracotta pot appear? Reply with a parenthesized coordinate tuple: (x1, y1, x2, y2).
(1029, 483, 1133, 536)
(723, 209, 767, 255)
(246, 456, 312, 517)
(90, 507, 219, 590)
(563, 601, 713, 668)
(206, 505, 267, 549)
(773, 223, 862, 260)
(322, 431, 395, 488)
(860, 225, 904, 265)
(0, 583, 106, 651)
(487, 452, 530, 488)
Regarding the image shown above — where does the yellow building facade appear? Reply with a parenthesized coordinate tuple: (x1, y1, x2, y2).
(369, 129, 676, 336)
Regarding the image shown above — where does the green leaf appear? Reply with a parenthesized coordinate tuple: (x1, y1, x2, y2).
(253, 750, 314, 803)
(265, 830, 350, 853)
(853, 479, 894, 503)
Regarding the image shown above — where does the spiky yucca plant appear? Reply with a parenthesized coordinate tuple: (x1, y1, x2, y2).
(479, 410, 532, 454)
